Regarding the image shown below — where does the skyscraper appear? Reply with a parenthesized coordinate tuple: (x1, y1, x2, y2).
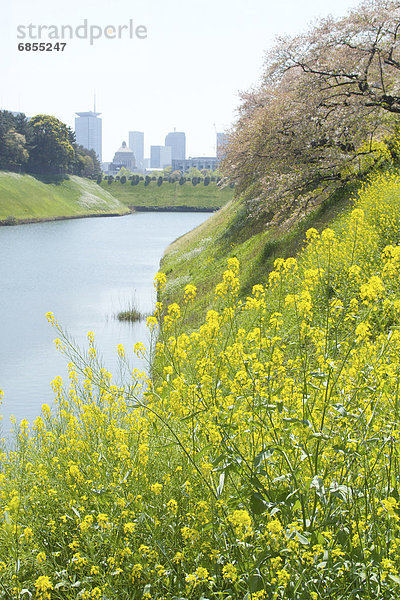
(75, 111, 102, 162)
(165, 131, 186, 161)
(129, 131, 144, 171)
(150, 145, 172, 169)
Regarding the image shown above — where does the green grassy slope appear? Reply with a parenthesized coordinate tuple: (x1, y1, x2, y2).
(160, 181, 359, 327)
(0, 172, 130, 223)
(101, 180, 233, 210)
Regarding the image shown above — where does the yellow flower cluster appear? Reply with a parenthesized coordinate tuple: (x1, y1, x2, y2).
(2, 172, 400, 598)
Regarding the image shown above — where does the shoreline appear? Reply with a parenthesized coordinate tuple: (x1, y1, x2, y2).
(130, 205, 218, 213)
(0, 211, 131, 227)
(0, 206, 217, 227)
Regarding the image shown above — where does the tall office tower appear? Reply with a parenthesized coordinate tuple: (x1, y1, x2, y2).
(129, 131, 144, 171)
(150, 145, 172, 169)
(165, 131, 186, 161)
(75, 111, 102, 162)
(216, 132, 228, 161)
(161, 146, 172, 168)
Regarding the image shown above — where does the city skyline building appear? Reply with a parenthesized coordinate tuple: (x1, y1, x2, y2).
(150, 145, 172, 169)
(75, 110, 102, 162)
(172, 156, 218, 173)
(73, 112, 221, 168)
(129, 131, 144, 171)
(111, 141, 136, 172)
(165, 131, 186, 161)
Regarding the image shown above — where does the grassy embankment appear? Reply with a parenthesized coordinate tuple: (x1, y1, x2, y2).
(101, 179, 234, 211)
(0, 172, 130, 224)
(160, 180, 360, 327)
(3, 171, 400, 598)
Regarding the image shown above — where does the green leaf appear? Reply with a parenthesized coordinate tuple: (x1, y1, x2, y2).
(283, 417, 312, 427)
(296, 531, 310, 545)
(254, 549, 287, 568)
(311, 432, 331, 440)
(216, 473, 225, 497)
(181, 410, 204, 421)
(254, 549, 272, 569)
(329, 483, 350, 501)
(54, 581, 70, 590)
(293, 500, 302, 512)
(311, 476, 327, 504)
(250, 492, 269, 515)
(332, 403, 347, 416)
(71, 506, 81, 519)
(253, 449, 274, 469)
(273, 474, 288, 484)
(249, 572, 264, 593)
(194, 444, 213, 461)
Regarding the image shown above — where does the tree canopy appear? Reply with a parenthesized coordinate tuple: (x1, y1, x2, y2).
(0, 111, 101, 178)
(224, 0, 400, 224)
(27, 115, 75, 175)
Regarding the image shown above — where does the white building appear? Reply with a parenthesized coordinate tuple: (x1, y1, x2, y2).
(75, 111, 102, 162)
(165, 131, 186, 161)
(129, 131, 144, 171)
(150, 145, 172, 169)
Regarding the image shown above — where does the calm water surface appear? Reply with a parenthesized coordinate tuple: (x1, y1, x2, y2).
(0, 212, 210, 429)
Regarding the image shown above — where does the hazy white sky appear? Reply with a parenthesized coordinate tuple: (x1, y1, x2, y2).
(2, 0, 360, 161)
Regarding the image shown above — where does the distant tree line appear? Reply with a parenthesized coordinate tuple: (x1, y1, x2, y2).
(0, 111, 101, 177)
(102, 174, 232, 187)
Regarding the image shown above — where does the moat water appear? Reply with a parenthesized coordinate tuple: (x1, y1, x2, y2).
(0, 211, 210, 431)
